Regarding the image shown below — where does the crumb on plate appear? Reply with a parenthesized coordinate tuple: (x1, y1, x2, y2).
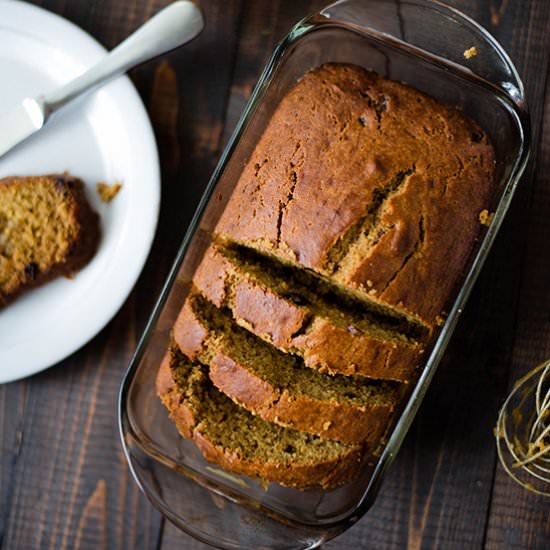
(96, 181, 123, 203)
(463, 46, 478, 59)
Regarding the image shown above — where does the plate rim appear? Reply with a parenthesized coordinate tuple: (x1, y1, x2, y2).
(0, 0, 161, 383)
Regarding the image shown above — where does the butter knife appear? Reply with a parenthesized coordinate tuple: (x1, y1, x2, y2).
(0, 0, 204, 159)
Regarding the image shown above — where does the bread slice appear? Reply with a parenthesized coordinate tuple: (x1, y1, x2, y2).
(173, 292, 399, 445)
(156, 345, 366, 489)
(192, 244, 423, 382)
(0, 174, 100, 306)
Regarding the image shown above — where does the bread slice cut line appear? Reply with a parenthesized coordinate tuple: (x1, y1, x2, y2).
(192, 245, 424, 382)
(173, 292, 401, 445)
(216, 239, 430, 339)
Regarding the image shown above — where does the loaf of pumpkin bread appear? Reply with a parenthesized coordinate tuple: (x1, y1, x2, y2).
(158, 63, 495, 489)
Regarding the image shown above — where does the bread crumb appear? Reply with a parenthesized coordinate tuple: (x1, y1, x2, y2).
(366, 279, 373, 288)
(323, 421, 332, 431)
(435, 315, 445, 326)
(96, 181, 123, 203)
(479, 209, 494, 226)
(368, 288, 377, 296)
(463, 46, 478, 59)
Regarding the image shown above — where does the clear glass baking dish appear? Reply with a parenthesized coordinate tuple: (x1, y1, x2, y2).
(118, 1, 530, 548)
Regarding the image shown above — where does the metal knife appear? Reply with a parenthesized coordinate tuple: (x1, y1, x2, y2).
(0, 0, 204, 159)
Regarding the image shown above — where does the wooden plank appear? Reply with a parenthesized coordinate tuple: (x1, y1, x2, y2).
(484, 63, 550, 550)
(0, 382, 27, 547)
(221, 0, 328, 143)
(468, 0, 550, 548)
(0, 0, 243, 548)
(0, 321, 162, 550)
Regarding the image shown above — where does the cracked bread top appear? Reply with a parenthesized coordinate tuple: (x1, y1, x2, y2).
(215, 63, 495, 328)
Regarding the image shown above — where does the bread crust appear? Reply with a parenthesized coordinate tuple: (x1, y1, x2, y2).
(173, 299, 208, 359)
(215, 64, 495, 328)
(293, 318, 422, 380)
(191, 430, 365, 490)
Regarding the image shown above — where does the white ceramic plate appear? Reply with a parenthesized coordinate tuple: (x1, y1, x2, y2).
(0, 1, 160, 383)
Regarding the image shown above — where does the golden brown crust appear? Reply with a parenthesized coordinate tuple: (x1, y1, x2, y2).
(215, 63, 495, 328)
(191, 430, 365, 490)
(293, 318, 422, 380)
(231, 277, 307, 348)
(192, 247, 230, 308)
(156, 352, 176, 395)
(335, 167, 489, 326)
(0, 174, 100, 307)
(173, 299, 209, 360)
(64, 175, 101, 271)
(209, 351, 394, 445)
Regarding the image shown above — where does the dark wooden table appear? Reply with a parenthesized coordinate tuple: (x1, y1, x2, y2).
(1, 0, 550, 548)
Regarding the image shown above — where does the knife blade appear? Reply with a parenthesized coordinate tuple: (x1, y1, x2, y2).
(0, 98, 46, 158)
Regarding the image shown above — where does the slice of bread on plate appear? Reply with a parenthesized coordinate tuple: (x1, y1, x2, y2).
(0, 174, 99, 307)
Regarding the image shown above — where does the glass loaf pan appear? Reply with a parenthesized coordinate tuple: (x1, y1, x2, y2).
(118, 1, 530, 548)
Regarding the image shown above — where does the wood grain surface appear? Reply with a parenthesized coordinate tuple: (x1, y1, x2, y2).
(1, 1, 550, 549)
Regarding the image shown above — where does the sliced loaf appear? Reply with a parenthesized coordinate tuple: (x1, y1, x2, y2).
(157, 345, 366, 489)
(192, 244, 423, 382)
(158, 63, 497, 489)
(173, 292, 399, 445)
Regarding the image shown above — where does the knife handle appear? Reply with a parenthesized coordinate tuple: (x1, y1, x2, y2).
(42, 1, 204, 115)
